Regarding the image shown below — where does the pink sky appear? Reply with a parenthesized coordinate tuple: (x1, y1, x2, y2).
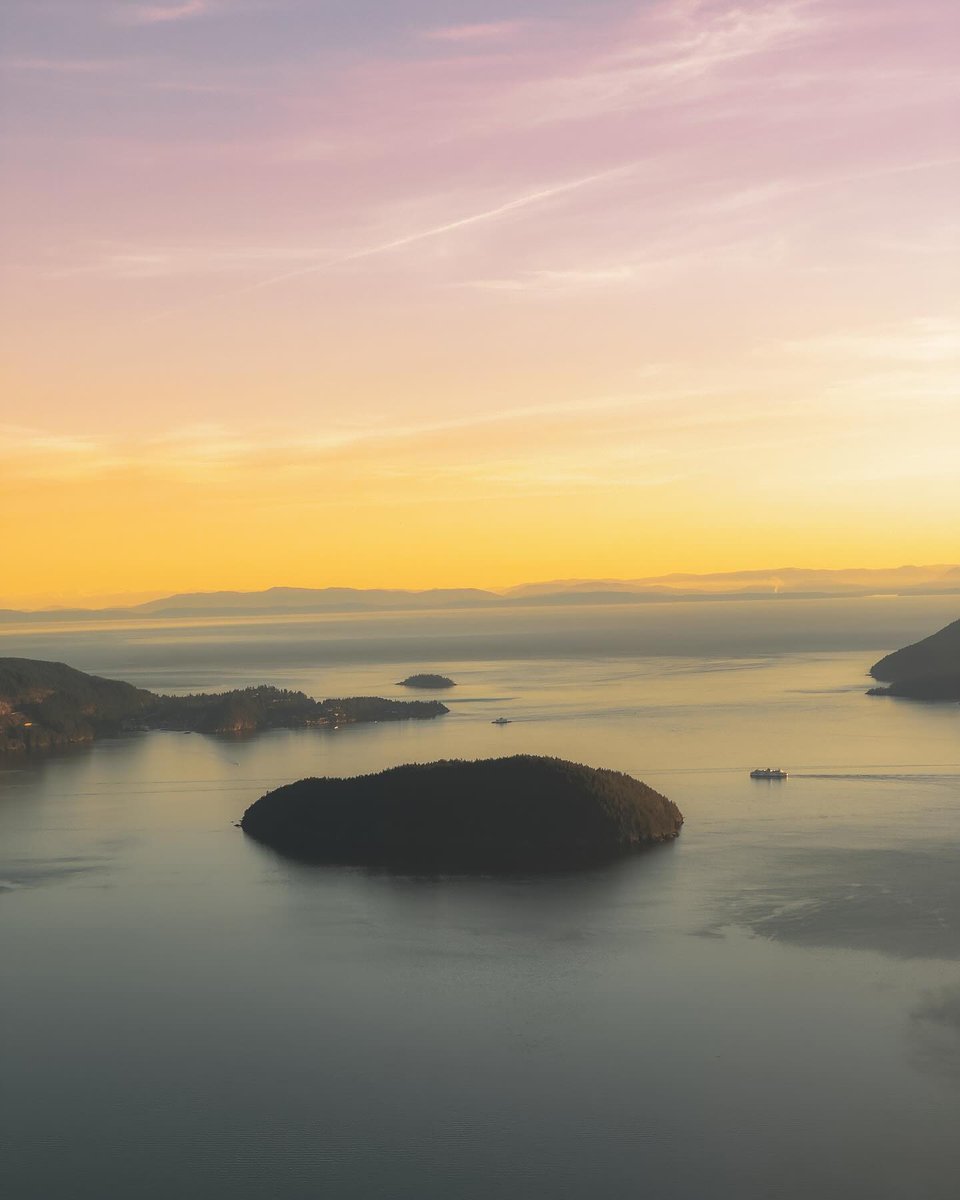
(1, 0, 958, 603)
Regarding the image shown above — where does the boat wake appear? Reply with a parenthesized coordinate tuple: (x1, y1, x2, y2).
(795, 771, 959, 786)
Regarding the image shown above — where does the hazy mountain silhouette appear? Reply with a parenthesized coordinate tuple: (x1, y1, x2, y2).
(2, 565, 958, 622)
(506, 565, 960, 598)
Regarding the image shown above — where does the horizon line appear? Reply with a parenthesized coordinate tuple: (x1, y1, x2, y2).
(3, 562, 959, 615)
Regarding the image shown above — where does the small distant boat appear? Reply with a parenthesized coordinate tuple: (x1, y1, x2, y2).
(491, 717, 512, 725)
(750, 767, 788, 779)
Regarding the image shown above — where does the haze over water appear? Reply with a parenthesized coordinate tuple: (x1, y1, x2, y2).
(2, 595, 959, 1198)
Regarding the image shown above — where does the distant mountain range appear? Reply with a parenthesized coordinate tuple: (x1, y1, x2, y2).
(504, 565, 960, 598)
(2, 565, 958, 622)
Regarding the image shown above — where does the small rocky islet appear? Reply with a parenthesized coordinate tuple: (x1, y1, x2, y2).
(241, 754, 683, 872)
(398, 673, 456, 689)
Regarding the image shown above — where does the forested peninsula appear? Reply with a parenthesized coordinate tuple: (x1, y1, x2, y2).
(868, 618, 960, 700)
(0, 658, 448, 752)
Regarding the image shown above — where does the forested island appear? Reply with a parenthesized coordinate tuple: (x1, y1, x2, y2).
(241, 755, 683, 872)
(867, 618, 960, 700)
(398, 674, 456, 689)
(0, 658, 448, 753)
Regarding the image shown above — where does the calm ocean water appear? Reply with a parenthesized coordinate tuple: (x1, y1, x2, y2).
(2, 597, 959, 1199)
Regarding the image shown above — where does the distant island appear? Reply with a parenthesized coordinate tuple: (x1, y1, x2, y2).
(398, 674, 456, 689)
(240, 755, 683, 872)
(3, 565, 959, 623)
(0, 658, 448, 753)
(867, 618, 960, 700)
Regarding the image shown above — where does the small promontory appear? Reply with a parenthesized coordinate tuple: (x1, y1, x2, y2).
(240, 755, 683, 871)
(868, 618, 960, 700)
(398, 673, 456, 689)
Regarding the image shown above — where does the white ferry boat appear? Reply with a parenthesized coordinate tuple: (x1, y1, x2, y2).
(750, 767, 788, 779)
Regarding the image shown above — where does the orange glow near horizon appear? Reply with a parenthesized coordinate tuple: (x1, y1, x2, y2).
(2, 0, 958, 607)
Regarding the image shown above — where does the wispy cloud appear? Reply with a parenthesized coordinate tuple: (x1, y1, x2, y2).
(0, 397, 933, 507)
(423, 22, 526, 44)
(466, 265, 639, 292)
(53, 242, 342, 281)
(118, 1, 211, 25)
(491, 0, 822, 129)
(0, 386, 734, 487)
(784, 317, 960, 364)
(0, 426, 129, 480)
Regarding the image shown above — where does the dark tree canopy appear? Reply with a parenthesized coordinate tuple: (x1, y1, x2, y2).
(869, 618, 960, 700)
(398, 674, 456, 689)
(241, 755, 683, 872)
(0, 658, 448, 753)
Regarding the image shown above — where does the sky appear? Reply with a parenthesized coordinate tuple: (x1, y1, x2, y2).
(1, 0, 958, 606)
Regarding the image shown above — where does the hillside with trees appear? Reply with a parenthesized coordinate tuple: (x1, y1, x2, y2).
(241, 755, 683, 871)
(868, 619, 960, 700)
(0, 658, 448, 752)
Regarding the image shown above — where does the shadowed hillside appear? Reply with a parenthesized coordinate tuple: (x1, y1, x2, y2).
(0, 659, 154, 750)
(869, 619, 960, 700)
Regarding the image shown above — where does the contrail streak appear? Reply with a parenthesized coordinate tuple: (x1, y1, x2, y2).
(240, 165, 633, 295)
(136, 164, 631, 323)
